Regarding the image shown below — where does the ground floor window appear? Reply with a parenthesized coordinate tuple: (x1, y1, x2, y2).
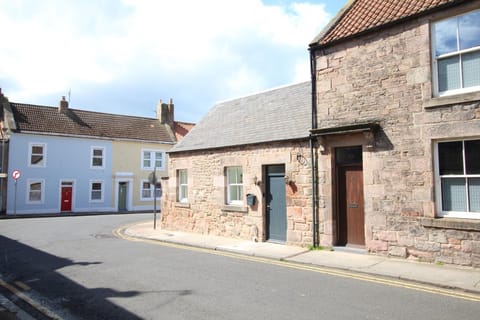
(435, 139, 480, 218)
(140, 180, 161, 200)
(177, 169, 188, 203)
(27, 179, 44, 203)
(90, 181, 104, 202)
(226, 166, 243, 205)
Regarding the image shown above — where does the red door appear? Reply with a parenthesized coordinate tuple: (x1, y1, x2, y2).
(61, 186, 72, 212)
(338, 165, 365, 247)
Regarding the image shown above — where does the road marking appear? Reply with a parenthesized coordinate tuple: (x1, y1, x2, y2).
(114, 224, 480, 303)
(0, 278, 61, 319)
(14, 281, 31, 291)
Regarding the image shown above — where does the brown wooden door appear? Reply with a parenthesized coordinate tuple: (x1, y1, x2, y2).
(338, 165, 365, 247)
(61, 186, 72, 212)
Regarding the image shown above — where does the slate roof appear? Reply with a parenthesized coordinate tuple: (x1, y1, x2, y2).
(9, 103, 176, 143)
(310, 0, 467, 48)
(170, 81, 311, 153)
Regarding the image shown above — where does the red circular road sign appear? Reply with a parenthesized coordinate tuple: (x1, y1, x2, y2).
(11, 169, 21, 180)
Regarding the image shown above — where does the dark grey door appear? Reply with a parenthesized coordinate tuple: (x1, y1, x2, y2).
(118, 182, 127, 211)
(266, 165, 287, 243)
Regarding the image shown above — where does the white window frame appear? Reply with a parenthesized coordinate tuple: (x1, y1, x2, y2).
(140, 180, 162, 201)
(89, 180, 104, 202)
(91, 146, 105, 169)
(26, 179, 45, 204)
(226, 166, 243, 205)
(141, 150, 165, 171)
(431, 9, 480, 97)
(28, 143, 46, 167)
(434, 139, 480, 219)
(177, 169, 188, 203)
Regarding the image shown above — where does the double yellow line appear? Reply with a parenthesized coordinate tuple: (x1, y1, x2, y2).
(0, 278, 61, 319)
(114, 224, 480, 303)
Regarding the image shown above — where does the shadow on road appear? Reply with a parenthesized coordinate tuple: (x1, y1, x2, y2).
(0, 235, 142, 319)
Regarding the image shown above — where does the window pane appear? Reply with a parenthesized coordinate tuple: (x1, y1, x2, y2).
(230, 185, 242, 202)
(93, 149, 103, 156)
(92, 191, 101, 200)
(31, 155, 43, 165)
(29, 191, 41, 201)
(469, 178, 480, 212)
(142, 190, 151, 198)
(462, 51, 480, 88)
(438, 56, 461, 92)
(459, 11, 480, 50)
(179, 170, 187, 184)
(32, 146, 43, 154)
(465, 140, 480, 174)
(92, 183, 102, 190)
(92, 158, 103, 166)
(434, 18, 458, 56)
(442, 178, 467, 211)
(30, 182, 41, 191)
(438, 141, 463, 175)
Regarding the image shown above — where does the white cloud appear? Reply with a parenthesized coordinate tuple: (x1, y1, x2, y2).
(0, 0, 332, 121)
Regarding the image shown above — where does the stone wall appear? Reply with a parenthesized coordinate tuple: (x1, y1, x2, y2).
(313, 2, 480, 266)
(161, 141, 314, 247)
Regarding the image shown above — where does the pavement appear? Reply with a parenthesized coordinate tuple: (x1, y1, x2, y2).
(123, 221, 480, 295)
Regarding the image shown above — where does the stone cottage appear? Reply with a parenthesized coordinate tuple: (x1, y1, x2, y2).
(309, 0, 480, 266)
(161, 82, 314, 246)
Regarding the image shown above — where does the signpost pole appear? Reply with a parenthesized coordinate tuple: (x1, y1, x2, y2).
(153, 168, 157, 230)
(14, 179, 17, 215)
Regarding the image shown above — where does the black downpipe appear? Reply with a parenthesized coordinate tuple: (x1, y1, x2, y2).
(309, 49, 319, 247)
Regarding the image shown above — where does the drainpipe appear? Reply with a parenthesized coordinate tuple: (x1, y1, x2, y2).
(309, 48, 319, 247)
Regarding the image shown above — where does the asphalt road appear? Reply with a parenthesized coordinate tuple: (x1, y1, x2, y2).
(0, 214, 478, 320)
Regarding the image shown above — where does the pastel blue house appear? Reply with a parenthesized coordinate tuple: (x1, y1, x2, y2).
(7, 133, 113, 214)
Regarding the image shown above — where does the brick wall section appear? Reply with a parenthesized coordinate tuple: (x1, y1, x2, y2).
(313, 4, 480, 266)
(161, 141, 313, 247)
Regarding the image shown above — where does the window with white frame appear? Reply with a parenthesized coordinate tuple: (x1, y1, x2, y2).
(91, 147, 105, 168)
(142, 150, 165, 170)
(226, 166, 243, 205)
(140, 180, 161, 200)
(29, 143, 46, 167)
(432, 10, 480, 96)
(435, 139, 480, 218)
(90, 181, 104, 202)
(177, 169, 188, 203)
(27, 179, 44, 203)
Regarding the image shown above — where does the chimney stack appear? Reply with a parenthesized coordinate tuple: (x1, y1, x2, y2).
(157, 98, 175, 128)
(59, 96, 68, 113)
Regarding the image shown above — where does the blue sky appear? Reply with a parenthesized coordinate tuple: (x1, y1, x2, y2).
(0, 0, 346, 123)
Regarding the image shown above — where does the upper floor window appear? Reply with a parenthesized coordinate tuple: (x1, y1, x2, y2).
(91, 147, 105, 169)
(142, 150, 165, 170)
(226, 166, 243, 205)
(177, 169, 188, 203)
(29, 143, 46, 167)
(432, 10, 480, 96)
(435, 139, 480, 219)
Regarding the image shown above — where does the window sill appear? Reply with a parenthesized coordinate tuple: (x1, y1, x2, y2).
(221, 205, 248, 214)
(424, 91, 480, 109)
(421, 217, 480, 231)
(175, 202, 190, 208)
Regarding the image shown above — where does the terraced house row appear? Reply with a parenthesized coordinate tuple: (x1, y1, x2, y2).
(0, 91, 193, 215)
